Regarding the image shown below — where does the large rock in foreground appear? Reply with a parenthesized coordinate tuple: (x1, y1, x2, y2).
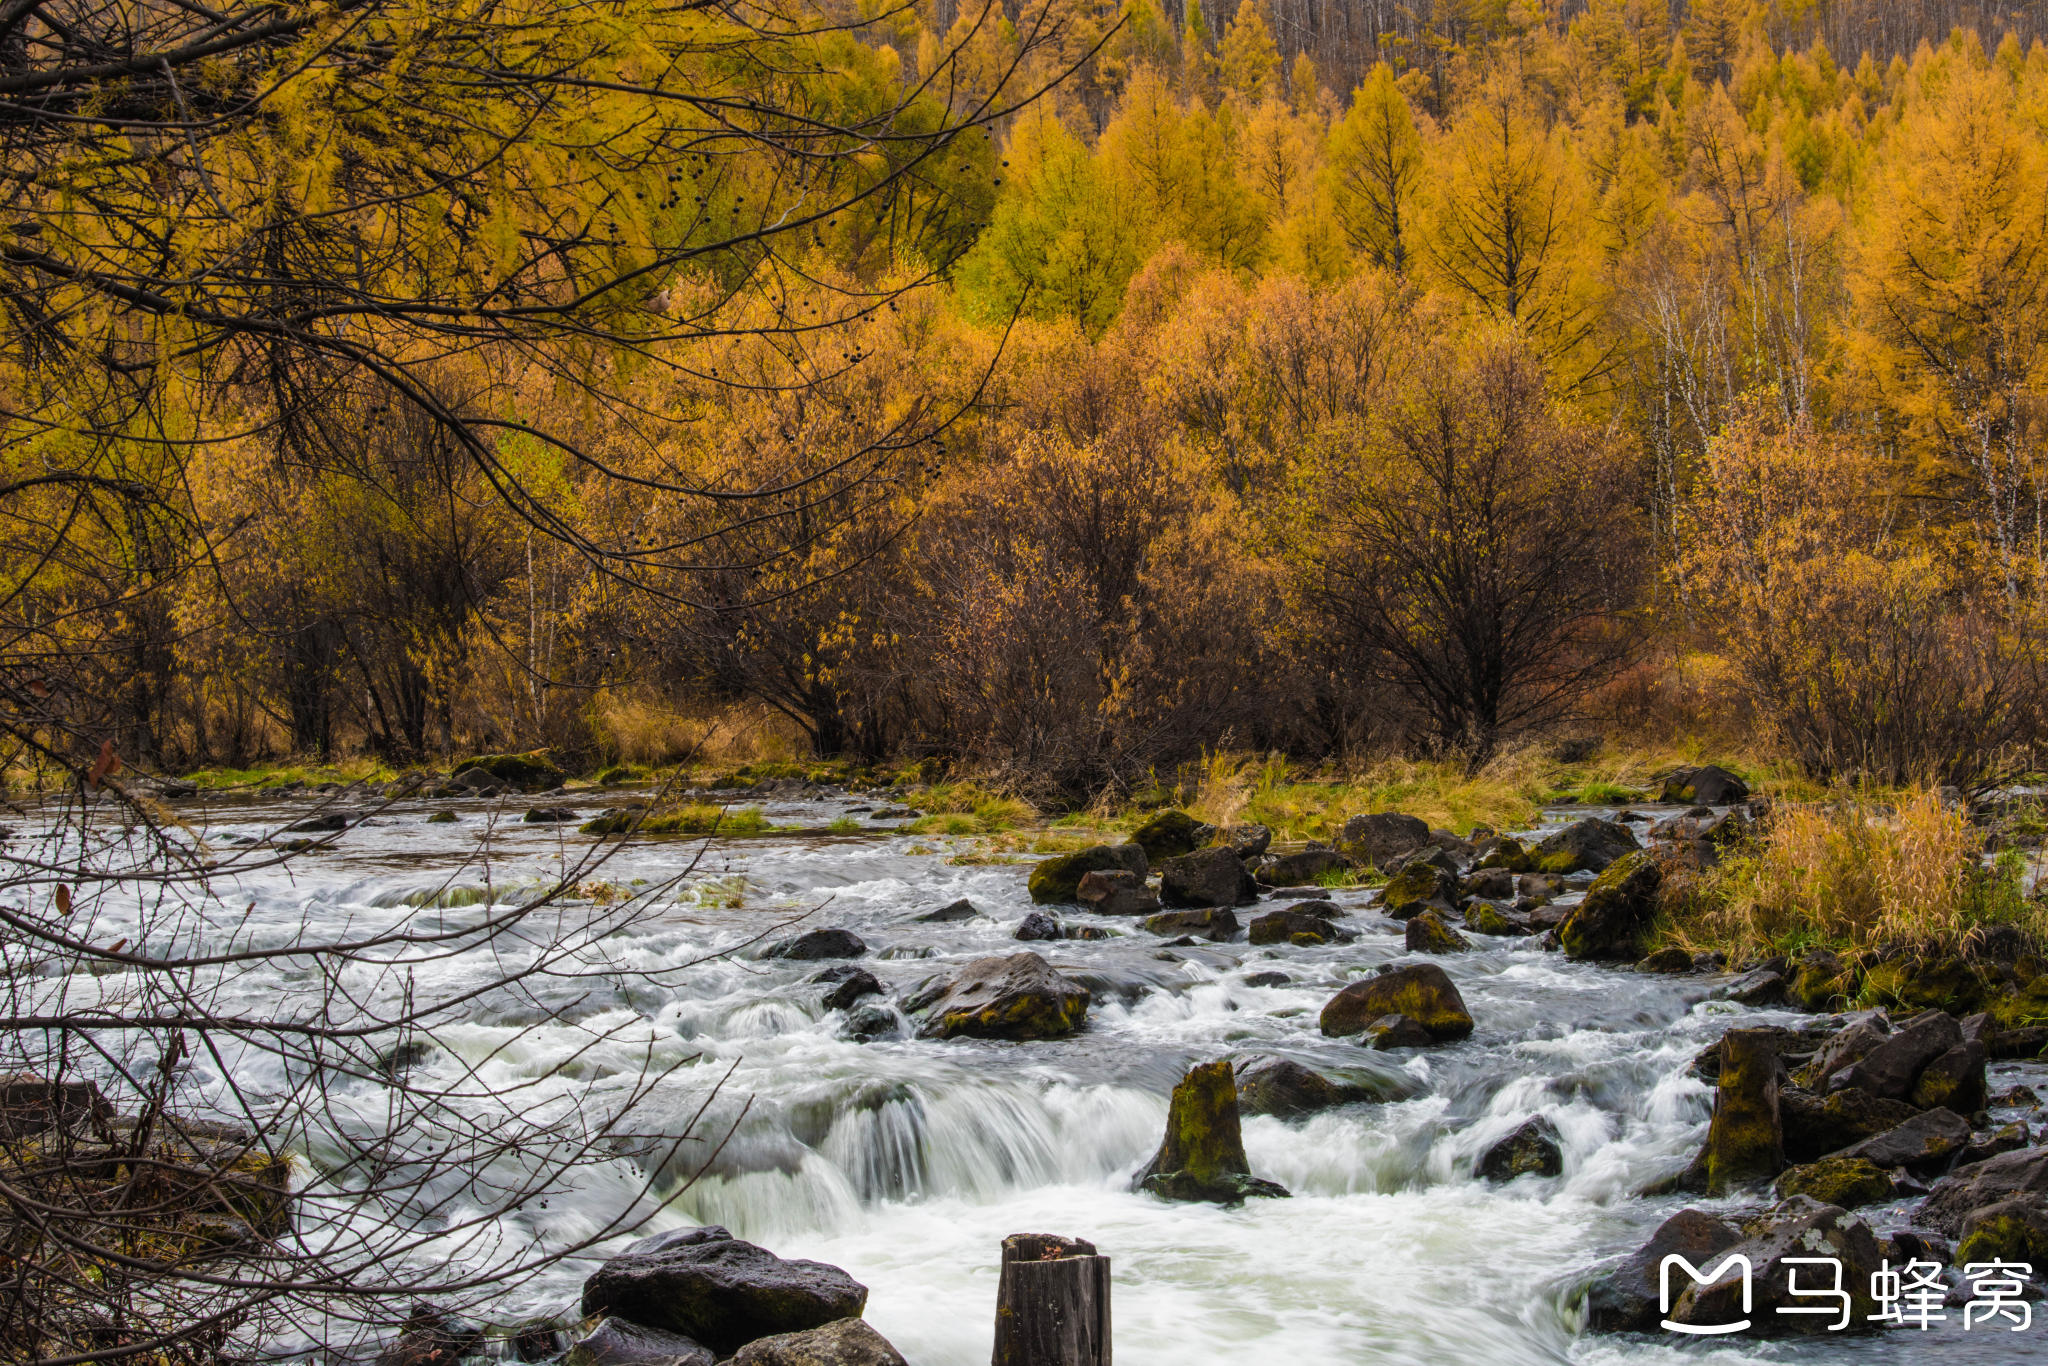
(1584, 1208, 1743, 1332)
(1134, 1060, 1289, 1203)
(1664, 1197, 1881, 1335)
(1319, 965, 1473, 1041)
(729, 1319, 908, 1366)
(1159, 846, 1259, 908)
(1558, 852, 1662, 960)
(1830, 1008, 1959, 1101)
(581, 1227, 867, 1357)
(910, 954, 1090, 1040)
(1660, 764, 1750, 806)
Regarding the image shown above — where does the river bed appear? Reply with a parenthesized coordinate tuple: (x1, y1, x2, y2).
(48, 787, 2048, 1365)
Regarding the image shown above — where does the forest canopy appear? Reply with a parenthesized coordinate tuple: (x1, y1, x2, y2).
(7, 0, 2048, 797)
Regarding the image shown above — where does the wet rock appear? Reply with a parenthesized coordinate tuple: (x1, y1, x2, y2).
(523, 807, 580, 823)
(1462, 901, 1528, 937)
(912, 899, 982, 923)
(1319, 964, 1473, 1042)
(376, 1306, 485, 1366)
(564, 1316, 715, 1366)
(1130, 810, 1216, 865)
(1531, 817, 1640, 874)
(1134, 1060, 1290, 1203)
(911, 953, 1090, 1041)
(1013, 911, 1062, 942)
(1659, 764, 1751, 806)
(812, 967, 882, 1011)
(1921, 1145, 2048, 1235)
(1074, 870, 1159, 916)
(581, 1232, 867, 1356)
(1557, 851, 1662, 960)
(729, 1318, 907, 1366)
(1957, 1122, 2030, 1167)
(451, 767, 508, 794)
(1909, 1041, 1988, 1114)
(1956, 1196, 2048, 1268)
(1403, 910, 1470, 954)
(1241, 971, 1292, 988)
(1460, 867, 1516, 900)
(1701, 1028, 1784, 1194)
(1361, 1014, 1434, 1049)
(1254, 846, 1351, 888)
(1832, 1009, 1960, 1101)
(1637, 947, 1694, 973)
(1782, 1088, 1919, 1163)
(1378, 862, 1457, 920)
(1062, 925, 1112, 941)
(1226, 823, 1273, 858)
(841, 1006, 901, 1042)
(286, 812, 350, 833)
(1387, 845, 1460, 878)
(1584, 1208, 1743, 1333)
(426, 810, 459, 824)
(1141, 908, 1240, 942)
(1159, 846, 1259, 908)
(1772, 1156, 1893, 1209)
(457, 751, 568, 791)
(1517, 871, 1564, 899)
(1794, 1014, 1892, 1091)
(764, 929, 867, 962)
(1248, 908, 1354, 946)
(1994, 1083, 2039, 1106)
(1478, 1115, 1564, 1180)
(1839, 1108, 1971, 1170)
(1689, 1025, 1835, 1085)
(1028, 844, 1147, 904)
(1335, 812, 1430, 869)
(1718, 967, 1787, 1006)
(1234, 1059, 1360, 1117)
(1475, 838, 1535, 873)
(1664, 1197, 1881, 1336)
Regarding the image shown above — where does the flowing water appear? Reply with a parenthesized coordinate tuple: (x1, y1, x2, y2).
(43, 788, 2048, 1365)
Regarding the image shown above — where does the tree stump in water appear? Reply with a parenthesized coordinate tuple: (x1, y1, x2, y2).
(992, 1234, 1110, 1366)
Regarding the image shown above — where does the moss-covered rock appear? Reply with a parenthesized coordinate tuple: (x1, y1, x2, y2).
(1465, 902, 1519, 937)
(1910, 1041, 1989, 1113)
(1957, 1197, 2048, 1268)
(1248, 908, 1354, 945)
(1703, 1029, 1784, 1194)
(1403, 910, 1470, 954)
(1319, 964, 1473, 1041)
(426, 810, 459, 824)
(1134, 1060, 1290, 1203)
(1558, 851, 1663, 960)
(1772, 1156, 1893, 1209)
(1637, 946, 1694, 973)
(1782, 1088, 1918, 1163)
(1531, 817, 1640, 874)
(913, 953, 1090, 1040)
(1475, 837, 1535, 873)
(1478, 1115, 1564, 1181)
(1130, 810, 1216, 865)
(1142, 908, 1239, 942)
(1659, 764, 1750, 806)
(1380, 861, 1456, 918)
(1028, 844, 1147, 904)
(450, 750, 565, 792)
(1788, 949, 1856, 1012)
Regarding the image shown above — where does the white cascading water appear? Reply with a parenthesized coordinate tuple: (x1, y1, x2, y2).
(35, 793, 2048, 1366)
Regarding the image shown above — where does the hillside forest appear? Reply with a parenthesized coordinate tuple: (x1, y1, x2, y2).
(10, 0, 2048, 802)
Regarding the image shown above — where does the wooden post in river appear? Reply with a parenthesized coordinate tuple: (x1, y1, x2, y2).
(992, 1233, 1111, 1366)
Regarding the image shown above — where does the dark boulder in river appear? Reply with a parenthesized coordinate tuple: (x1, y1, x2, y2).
(1319, 964, 1473, 1042)
(908, 953, 1090, 1041)
(1130, 809, 1215, 864)
(564, 1316, 715, 1366)
(581, 1226, 867, 1357)
(765, 929, 867, 961)
(1029, 844, 1147, 904)
(1159, 846, 1259, 908)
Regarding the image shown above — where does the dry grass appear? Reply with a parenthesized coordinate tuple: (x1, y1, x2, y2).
(1657, 788, 2048, 957)
(594, 693, 803, 768)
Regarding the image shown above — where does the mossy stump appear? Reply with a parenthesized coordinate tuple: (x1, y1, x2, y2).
(1134, 1061, 1289, 1204)
(1704, 1028, 1784, 1194)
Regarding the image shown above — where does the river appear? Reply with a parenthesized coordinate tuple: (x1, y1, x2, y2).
(58, 786, 2048, 1365)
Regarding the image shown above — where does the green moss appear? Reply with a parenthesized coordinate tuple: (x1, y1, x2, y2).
(426, 810, 459, 824)
(1773, 1156, 1893, 1209)
(1536, 851, 1580, 874)
(1704, 1031, 1785, 1195)
(1476, 838, 1534, 872)
(1131, 810, 1213, 863)
(1028, 845, 1140, 904)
